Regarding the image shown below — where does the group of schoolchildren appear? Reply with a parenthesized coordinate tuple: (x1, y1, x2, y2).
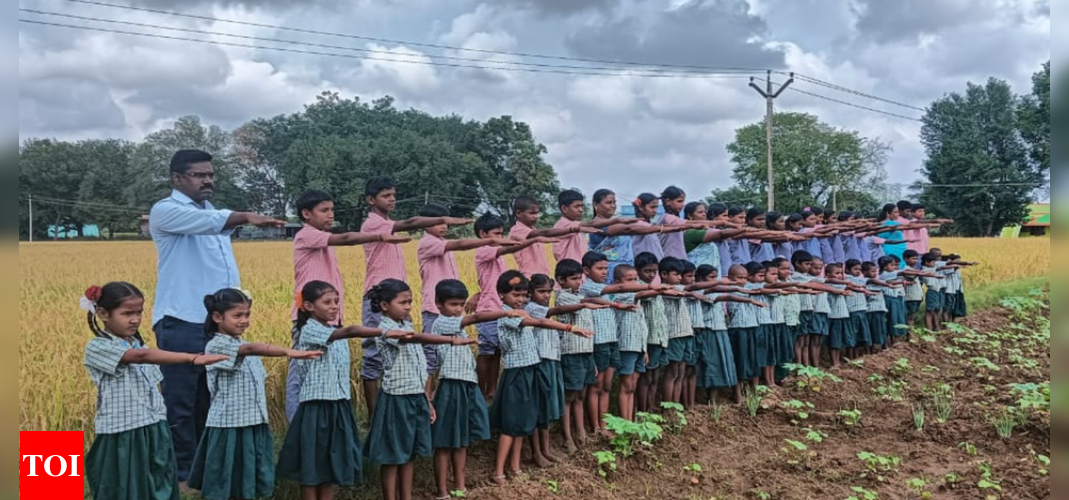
(82, 179, 974, 500)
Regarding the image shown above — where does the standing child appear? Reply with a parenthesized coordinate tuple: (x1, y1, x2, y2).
(824, 264, 857, 367)
(491, 271, 594, 484)
(807, 257, 833, 367)
(773, 258, 803, 372)
(861, 263, 890, 351)
(364, 279, 479, 500)
(680, 261, 705, 408)
(553, 190, 636, 264)
(696, 265, 761, 403)
(612, 265, 652, 420)
(591, 189, 682, 281)
(879, 256, 939, 343)
(635, 252, 669, 411)
(190, 289, 322, 500)
(921, 253, 948, 331)
(359, 177, 472, 417)
(510, 196, 600, 277)
(789, 252, 816, 366)
(554, 259, 599, 453)
(83, 283, 229, 500)
(659, 257, 693, 406)
(902, 250, 925, 327)
(278, 281, 410, 500)
(844, 260, 874, 358)
(745, 262, 777, 387)
(287, 189, 410, 423)
(725, 265, 767, 401)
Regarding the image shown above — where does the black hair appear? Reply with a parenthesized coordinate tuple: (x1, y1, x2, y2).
(903, 250, 920, 260)
(633, 193, 659, 218)
(364, 177, 396, 198)
(592, 189, 615, 205)
(897, 200, 914, 213)
(296, 190, 335, 222)
(296, 281, 340, 330)
(878, 203, 897, 222)
(435, 279, 470, 304)
(788, 213, 804, 229)
(684, 201, 706, 220)
(826, 263, 844, 273)
(87, 282, 146, 344)
(839, 211, 854, 222)
(661, 186, 686, 214)
(707, 202, 728, 218)
(613, 264, 637, 282)
(530, 274, 554, 289)
(513, 196, 540, 214)
(582, 251, 608, 269)
(366, 279, 411, 314)
(911, 203, 925, 211)
(728, 207, 746, 218)
(801, 210, 816, 220)
(744, 261, 766, 276)
(771, 257, 790, 269)
(811, 255, 825, 264)
(792, 250, 814, 267)
(419, 203, 450, 218)
(555, 259, 583, 280)
(696, 264, 717, 282)
(681, 260, 697, 274)
(921, 253, 938, 265)
(497, 270, 530, 295)
(634, 252, 659, 270)
(204, 288, 253, 337)
(811, 207, 825, 217)
(862, 262, 878, 273)
(474, 212, 505, 236)
(658, 256, 685, 275)
(169, 149, 212, 175)
(558, 189, 585, 210)
(845, 259, 862, 271)
(878, 256, 898, 270)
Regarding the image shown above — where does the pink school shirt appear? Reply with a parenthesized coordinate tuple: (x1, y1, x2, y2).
(361, 212, 406, 295)
(915, 227, 930, 254)
(552, 217, 585, 264)
(475, 246, 506, 312)
(509, 222, 551, 277)
(897, 217, 918, 252)
(658, 214, 687, 260)
(292, 226, 344, 322)
(418, 234, 459, 315)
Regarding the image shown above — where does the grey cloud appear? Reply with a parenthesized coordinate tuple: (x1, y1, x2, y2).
(565, 0, 786, 70)
(854, 0, 995, 43)
(497, 0, 621, 16)
(20, 79, 128, 136)
(1036, 0, 1049, 16)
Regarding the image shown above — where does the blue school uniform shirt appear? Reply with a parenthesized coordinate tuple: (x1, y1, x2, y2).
(663, 287, 694, 339)
(904, 276, 924, 302)
(727, 290, 761, 329)
(297, 319, 351, 403)
(769, 293, 787, 324)
(580, 280, 619, 345)
(613, 292, 649, 353)
(84, 334, 168, 435)
(879, 271, 906, 298)
(728, 238, 752, 267)
(790, 273, 816, 311)
(819, 235, 836, 264)
(526, 302, 560, 362)
(867, 284, 889, 313)
(641, 295, 670, 348)
(204, 334, 269, 428)
(846, 276, 870, 312)
(702, 293, 729, 331)
(845, 235, 863, 262)
(782, 291, 803, 327)
(827, 284, 851, 319)
(557, 290, 595, 355)
(774, 242, 794, 260)
(377, 317, 427, 396)
(922, 266, 946, 291)
(811, 277, 832, 315)
(686, 294, 706, 330)
(750, 241, 776, 263)
(433, 315, 478, 384)
(717, 240, 734, 278)
(498, 306, 542, 369)
(746, 283, 774, 325)
(831, 235, 847, 264)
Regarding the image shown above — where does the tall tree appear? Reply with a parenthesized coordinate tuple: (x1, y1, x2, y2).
(1018, 62, 1050, 200)
(470, 116, 561, 220)
(76, 139, 138, 238)
(722, 112, 890, 212)
(919, 78, 1046, 236)
(20, 139, 90, 239)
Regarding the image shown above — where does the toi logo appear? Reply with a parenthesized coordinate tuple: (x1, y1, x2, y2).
(20, 431, 85, 499)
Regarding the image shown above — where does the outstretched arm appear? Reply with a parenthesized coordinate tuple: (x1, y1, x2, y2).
(121, 349, 229, 367)
(523, 318, 595, 338)
(394, 216, 473, 233)
(400, 333, 479, 346)
(238, 343, 323, 360)
(329, 232, 411, 247)
(496, 236, 556, 257)
(460, 309, 527, 328)
(445, 237, 516, 252)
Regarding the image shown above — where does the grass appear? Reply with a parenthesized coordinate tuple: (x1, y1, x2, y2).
(963, 276, 1050, 312)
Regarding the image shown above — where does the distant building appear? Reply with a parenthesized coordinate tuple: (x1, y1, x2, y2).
(47, 224, 100, 239)
(1001, 203, 1050, 238)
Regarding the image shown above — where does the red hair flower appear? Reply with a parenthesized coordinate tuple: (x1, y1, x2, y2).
(85, 286, 103, 303)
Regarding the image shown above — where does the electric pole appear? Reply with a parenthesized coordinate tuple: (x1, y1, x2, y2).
(28, 193, 34, 243)
(749, 70, 794, 211)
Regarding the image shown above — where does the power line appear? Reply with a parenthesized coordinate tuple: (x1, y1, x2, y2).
(19, 9, 761, 79)
(780, 83, 924, 122)
(18, 19, 763, 80)
(792, 74, 927, 112)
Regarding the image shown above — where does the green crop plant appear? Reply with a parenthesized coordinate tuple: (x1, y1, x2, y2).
(594, 451, 618, 479)
(784, 363, 842, 393)
(846, 486, 879, 500)
(839, 408, 863, 427)
(660, 402, 688, 434)
(992, 407, 1018, 439)
(781, 399, 815, 423)
(976, 462, 1002, 493)
(912, 405, 925, 431)
(891, 358, 913, 377)
(603, 413, 664, 457)
(745, 385, 770, 417)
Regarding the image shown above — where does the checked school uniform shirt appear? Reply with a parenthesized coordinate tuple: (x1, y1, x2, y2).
(204, 334, 269, 428)
(297, 319, 351, 403)
(828, 285, 851, 320)
(904, 276, 924, 302)
(812, 277, 833, 315)
(727, 291, 760, 329)
(879, 272, 907, 298)
(526, 303, 560, 361)
(613, 293, 649, 353)
(557, 291, 595, 355)
(377, 317, 427, 396)
(498, 306, 541, 369)
(580, 280, 620, 345)
(641, 295, 670, 348)
(686, 294, 707, 330)
(923, 266, 946, 291)
(747, 284, 774, 325)
(769, 293, 787, 324)
(783, 292, 803, 327)
(84, 334, 168, 435)
(433, 315, 477, 384)
(702, 294, 729, 331)
(790, 273, 816, 312)
(846, 277, 871, 312)
(867, 284, 889, 313)
(663, 287, 694, 339)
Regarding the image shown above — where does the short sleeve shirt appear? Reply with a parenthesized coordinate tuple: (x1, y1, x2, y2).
(510, 222, 551, 277)
(641, 295, 670, 347)
(418, 234, 459, 315)
(631, 221, 665, 261)
(846, 277, 871, 311)
(297, 320, 351, 403)
(433, 316, 477, 383)
(702, 294, 729, 332)
(747, 284, 774, 325)
(377, 317, 427, 395)
(205, 334, 269, 428)
(812, 277, 832, 314)
(663, 288, 693, 339)
(879, 272, 906, 297)
(923, 266, 946, 291)
(904, 276, 924, 301)
(475, 246, 506, 312)
(686, 295, 706, 329)
(613, 293, 648, 353)
(557, 291, 595, 355)
(769, 294, 787, 324)
(85, 335, 168, 435)
(580, 281, 619, 344)
(727, 292, 760, 329)
(552, 218, 585, 264)
(362, 212, 406, 294)
(526, 303, 560, 361)
(658, 214, 687, 260)
(293, 226, 344, 322)
(828, 284, 851, 319)
(790, 273, 816, 311)
(498, 306, 541, 369)
(867, 285, 889, 312)
(782, 292, 803, 327)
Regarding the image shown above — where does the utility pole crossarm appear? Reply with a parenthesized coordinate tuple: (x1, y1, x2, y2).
(748, 71, 795, 212)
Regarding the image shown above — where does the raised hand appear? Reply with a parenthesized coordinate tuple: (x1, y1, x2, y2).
(490, 238, 520, 247)
(286, 349, 324, 360)
(381, 234, 412, 244)
(572, 328, 596, 339)
(444, 217, 475, 226)
(247, 214, 286, 228)
(193, 354, 231, 366)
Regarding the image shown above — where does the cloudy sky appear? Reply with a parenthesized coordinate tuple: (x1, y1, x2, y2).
(17, 0, 1050, 201)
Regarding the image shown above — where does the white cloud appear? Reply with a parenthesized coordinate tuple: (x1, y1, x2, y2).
(567, 76, 637, 113)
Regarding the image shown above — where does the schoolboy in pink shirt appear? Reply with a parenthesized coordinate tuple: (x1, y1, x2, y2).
(359, 177, 472, 416)
(552, 190, 638, 264)
(510, 195, 600, 277)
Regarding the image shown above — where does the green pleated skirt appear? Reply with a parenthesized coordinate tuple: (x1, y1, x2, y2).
(955, 292, 968, 317)
(87, 420, 179, 500)
(811, 313, 830, 337)
(755, 325, 774, 367)
(277, 400, 362, 487)
(828, 318, 855, 350)
(696, 329, 737, 389)
(851, 312, 871, 347)
(432, 379, 490, 450)
(490, 364, 539, 437)
(729, 328, 760, 382)
(365, 393, 432, 465)
(868, 311, 889, 347)
(772, 324, 796, 367)
(188, 424, 274, 500)
(887, 296, 909, 337)
(536, 360, 566, 425)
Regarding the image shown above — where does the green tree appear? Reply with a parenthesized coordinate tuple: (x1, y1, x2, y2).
(75, 139, 139, 238)
(20, 139, 90, 239)
(470, 116, 561, 219)
(722, 112, 890, 212)
(919, 78, 1046, 236)
(1018, 62, 1050, 200)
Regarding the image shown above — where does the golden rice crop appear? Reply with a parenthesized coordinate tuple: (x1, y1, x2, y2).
(18, 237, 1048, 437)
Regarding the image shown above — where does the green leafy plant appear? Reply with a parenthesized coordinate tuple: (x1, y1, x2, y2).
(745, 385, 771, 417)
(594, 451, 618, 479)
(603, 413, 664, 457)
(942, 345, 967, 357)
(450, 490, 467, 498)
(1036, 455, 1050, 476)
(868, 373, 885, 384)
(710, 399, 725, 423)
(976, 462, 1002, 492)
(891, 358, 913, 377)
(969, 357, 1002, 373)
(839, 408, 863, 427)
(875, 380, 908, 401)
(781, 439, 810, 467)
(927, 384, 954, 423)
(542, 480, 561, 495)
(944, 472, 959, 485)
(992, 407, 1018, 439)
(754, 491, 772, 500)
(683, 463, 703, 484)
(781, 399, 815, 423)
(906, 478, 932, 499)
(784, 363, 842, 393)
(857, 452, 901, 476)
(804, 427, 828, 444)
(1011, 382, 1050, 413)
(847, 358, 866, 368)
(957, 442, 977, 456)
(912, 405, 925, 431)
(846, 486, 879, 500)
(660, 402, 688, 434)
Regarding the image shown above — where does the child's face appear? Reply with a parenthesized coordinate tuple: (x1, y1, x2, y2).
(381, 291, 414, 321)
(638, 200, 660, 220)
(99, 297, 145, 339)
(689, 204, 708, 221)
(557, 274, 584, 292)
(883, 261, 898, 273)
(480, 227, 505, 239)
(803, 215, 817, 228)
(913, 208, 926, 219)
(500, 289, 529, 309)
(530, 285, 553, 306)
(584, 260, 610, 284)
(771, 216, 787, 231)
(616, 269, 639, 285)
(560, 200, 585, 221)
(829, 267, 845, 280)
(367, 188, 397, 214)
(848, 265, 862, 277)
(681, 271, 696, 285)
(906, 256, 919, 268)
(637, 265, 659, 284)
(660, 270, 682, 285)
(302, 201, 335, 231)
(212, 302, 251, 337)
(516, 205, 541, 226)
(863, 267, 878, 279)
(778, 262, 792, 280)
(794, 260, 812, 275)
(664, 195, 686, 215)
(810, 261, 825, 276)
(765, 269, 778, 284)
(931, 249, 943, 259)
(438, 298, 466, 318)
(749, 214, 767, 228)
(727, 268, 748, 285)
(595, 194, 617, 218)
(749, 270, 767, 283)
(305, 291, 341, 325)
(730, 212, 746, 226)
(425, 223, 448, 238)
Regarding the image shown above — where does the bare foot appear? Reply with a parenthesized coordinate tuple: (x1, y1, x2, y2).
(576, 432, 588, 444)
(545, 449, 562, 463)
(533, 454, 552, 468)
(564, 440, 578, 455)
(598, 428, 615, 439)
(491, 475, 507, 487)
